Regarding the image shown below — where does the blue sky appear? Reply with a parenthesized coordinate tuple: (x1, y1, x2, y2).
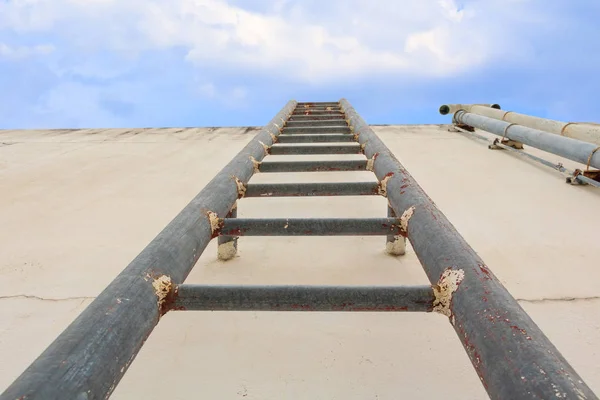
(0, 0, 599, 129)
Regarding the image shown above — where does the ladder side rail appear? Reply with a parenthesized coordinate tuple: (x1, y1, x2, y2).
(0, 101, 298, 400)
(340, 98, 597, 400)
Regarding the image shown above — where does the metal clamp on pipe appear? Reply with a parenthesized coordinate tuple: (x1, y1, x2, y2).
(453, 110, 600, 184)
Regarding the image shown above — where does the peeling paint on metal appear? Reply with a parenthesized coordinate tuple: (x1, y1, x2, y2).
(151, 275, 172, 309)
(249, 156, 261, 173)
(366, 153, 379, 171)
(378, 173, 393, 197)
(258, 141, 270, 156)
(269, 132, 278, 142)
(207, 211, 221, 235)
(217, 241, 237, 261)
(400, 206, 416, 232)
(360, 141, 368, 153)
(233, 176, 246, 198)
(432, 268, 465, 317)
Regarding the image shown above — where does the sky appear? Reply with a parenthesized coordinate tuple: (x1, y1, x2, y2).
(0, 0, 599, 129)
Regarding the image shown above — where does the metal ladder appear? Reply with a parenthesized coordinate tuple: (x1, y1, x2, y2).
(2, 100, 596, 400)
(216, 101, 408, 264)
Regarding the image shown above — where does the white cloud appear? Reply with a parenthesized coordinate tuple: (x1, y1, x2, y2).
(0, 0, 551, 82)
(194, 81, 248, 108)
(0, 43, 54, 59)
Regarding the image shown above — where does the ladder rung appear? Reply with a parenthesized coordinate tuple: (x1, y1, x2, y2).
(258, 160, 367, 172)
(294, 106, 342, 113)
(293, 111, 344, 116)
(297, 102, 339, 106)
(282, 126, 350, 134)
(289, 115, 344, 121)
(170, 285, 434, 312)
(286, 119, 347, 127)
(270, 144, 360, 155)
(219, 217, 401, 236)
(277, 134, 355, 143)
(245, 181, 380, 197)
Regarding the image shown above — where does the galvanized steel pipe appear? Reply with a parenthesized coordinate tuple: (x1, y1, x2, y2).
(454, 111, 600, 170)
(443, 104, 600, 145)
(245, 181, 380, 197)
(170, 285, 435, 312)
(340, 98, 596, 400)
(439, 103, 501, 115)
(0, 101, 298, 400)
(220, 217, 401, 236)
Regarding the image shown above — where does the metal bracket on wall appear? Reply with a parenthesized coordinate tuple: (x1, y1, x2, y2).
(489, 137, 524, 150)
(567, 168, 600, 185)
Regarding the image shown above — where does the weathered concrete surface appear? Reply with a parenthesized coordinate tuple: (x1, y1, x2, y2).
(0, 125, 599, 399)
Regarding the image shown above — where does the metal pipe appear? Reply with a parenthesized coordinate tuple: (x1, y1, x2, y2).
(454, 111, 600, 170)
(453, 126, 600, 187)
(340, 98, 597, 400)
(285, 119, 348, 127)
(258, 160, 367, 173)
(292, 107, 341, 112)
(169, 285, 434, 312)
(294, 106, 341, 110)
(292, 111, 343, 116)
(270, 144, 360, 155)
(439, 103, 501, 115)
(245, 182, 380, 197)
(297, 102, 339, 107)
(276, 134, 355, 143)
(219, 217, 401, 236)
(0, 100, 298, 400)
(445, 104, 600, 145)
(289, 115, 345, 121)
(292, 113, 344, 118)
(283, 126, 350, 134)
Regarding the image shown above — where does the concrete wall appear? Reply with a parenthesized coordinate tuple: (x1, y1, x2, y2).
(1, 125, 599, 399)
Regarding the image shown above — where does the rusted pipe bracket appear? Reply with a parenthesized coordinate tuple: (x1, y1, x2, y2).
(454, 123, 474, 132)
(489, 138, 524, 150)
(567, 169, 600, 185)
